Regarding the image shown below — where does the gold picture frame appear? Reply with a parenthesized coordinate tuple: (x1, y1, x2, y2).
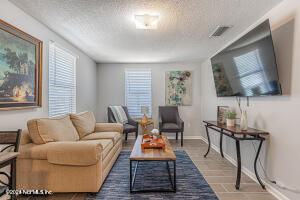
(0, 19, 42, 110)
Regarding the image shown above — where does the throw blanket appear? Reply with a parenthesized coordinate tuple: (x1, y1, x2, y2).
(109, 106, 128, 124)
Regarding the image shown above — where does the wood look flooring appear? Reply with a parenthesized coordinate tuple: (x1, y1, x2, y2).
(16, 139, 278, 200)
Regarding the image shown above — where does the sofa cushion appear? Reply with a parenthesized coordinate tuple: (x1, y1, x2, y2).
(81, 132, 121, 145)
(47, 140, 102, 166)
(94, 123, 123, 134)
(27, 115, 79, 144)
(96, 139, 114, 159)
(70, 111, 96, 138)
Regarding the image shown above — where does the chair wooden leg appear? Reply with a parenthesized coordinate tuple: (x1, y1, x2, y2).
(176, 132, 178, 140)
(181, 132, 183, 146)
(125, 133, 128, 141)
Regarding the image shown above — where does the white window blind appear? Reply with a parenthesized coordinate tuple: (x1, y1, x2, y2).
(49, 42, 76, 118)
(125, 69, 152, 118)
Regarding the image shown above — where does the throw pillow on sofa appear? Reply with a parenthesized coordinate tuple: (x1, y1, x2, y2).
(27, 115, 79, 144)
(70, 111, 96, 138)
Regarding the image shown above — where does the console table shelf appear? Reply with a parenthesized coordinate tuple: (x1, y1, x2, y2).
(203, 121, 269, 190)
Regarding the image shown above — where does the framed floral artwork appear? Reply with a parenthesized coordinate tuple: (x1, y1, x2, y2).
(165, 71, 192, 106)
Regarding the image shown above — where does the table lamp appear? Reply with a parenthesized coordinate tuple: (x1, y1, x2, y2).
(141, 106, 149, 123)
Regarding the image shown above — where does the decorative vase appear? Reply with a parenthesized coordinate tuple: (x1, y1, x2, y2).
(240, 110, 248, 130)
(226, 119, 235, 127)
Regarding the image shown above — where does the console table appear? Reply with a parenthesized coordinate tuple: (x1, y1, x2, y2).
(203, 121, 269, 190)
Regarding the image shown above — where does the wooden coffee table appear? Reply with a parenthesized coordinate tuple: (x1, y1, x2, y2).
(129, 135, 176, 193)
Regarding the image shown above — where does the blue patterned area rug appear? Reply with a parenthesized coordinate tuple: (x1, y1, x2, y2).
(86, 151, 218, 200)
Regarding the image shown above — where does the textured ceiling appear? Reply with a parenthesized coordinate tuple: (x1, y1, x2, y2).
(10, 0, 282, 63)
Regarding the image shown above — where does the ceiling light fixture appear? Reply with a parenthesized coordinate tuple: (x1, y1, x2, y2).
(134, 13, 160, 29)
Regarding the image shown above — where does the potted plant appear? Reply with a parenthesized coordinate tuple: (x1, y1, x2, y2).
(225, 111, 237, 127)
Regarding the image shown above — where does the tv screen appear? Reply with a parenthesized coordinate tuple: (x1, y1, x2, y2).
(211, 20, 281, 97)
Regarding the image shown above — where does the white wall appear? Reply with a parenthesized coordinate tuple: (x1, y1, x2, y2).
(0, 0, 97, 130)
(96, 62, 202, 138)
(200, 0, 300, 199)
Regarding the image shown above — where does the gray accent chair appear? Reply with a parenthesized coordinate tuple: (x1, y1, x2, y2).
(159, 106, 184, 146)
(108, 106, 138, 140)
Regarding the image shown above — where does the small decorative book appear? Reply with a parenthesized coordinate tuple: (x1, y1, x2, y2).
(141, 134, 165, 150)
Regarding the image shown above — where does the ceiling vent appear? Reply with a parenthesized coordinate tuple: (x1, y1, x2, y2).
(210, 26, 232, 37)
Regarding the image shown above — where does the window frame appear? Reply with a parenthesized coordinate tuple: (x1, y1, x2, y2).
(124, 68, 152, 119)
(48, 41, 77, 118)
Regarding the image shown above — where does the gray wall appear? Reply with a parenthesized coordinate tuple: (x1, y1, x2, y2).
(0, 0, 97, 130)
(200, 1, 300, 199)
(96, 62, 202, 138)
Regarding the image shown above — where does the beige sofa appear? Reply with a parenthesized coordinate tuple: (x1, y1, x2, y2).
(16, 111, 123, 192)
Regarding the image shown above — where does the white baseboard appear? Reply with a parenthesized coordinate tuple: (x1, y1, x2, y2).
(199, 136, 290, 200)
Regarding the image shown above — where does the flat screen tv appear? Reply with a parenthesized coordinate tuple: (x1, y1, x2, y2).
(211, 20, 282, 97)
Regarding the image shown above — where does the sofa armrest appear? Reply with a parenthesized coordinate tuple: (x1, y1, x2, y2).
(20, 129, 32, 145)
(47, 141, 102, 166)
(94, 123, 123, 134)
(18, 142, 53, 160)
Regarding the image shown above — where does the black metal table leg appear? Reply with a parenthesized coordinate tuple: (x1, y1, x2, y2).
(220, 129, 224, 158)
(174, 160, 176, 192)
(130, 160, 132, 192)
(166, 161, 174, 190)
(254, 139, 266, 189)
(235, 140, 241, 189)
(204, 125, 211, 157)
(131, 160, 176, 193)
(131, 161, 139, 191)
(11, 159, 16, 200)
(166, 161, 176, 192)
(181, 132, 183, 147)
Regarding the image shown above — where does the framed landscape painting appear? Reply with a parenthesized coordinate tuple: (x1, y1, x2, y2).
(0, 19, 42, 110)
(165, 71, 192, 106)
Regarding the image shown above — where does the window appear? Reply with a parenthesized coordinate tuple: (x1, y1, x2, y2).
(234, 49, 270, 96)
(125, 69, 152, 118)
(49, 42, 76, 117)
